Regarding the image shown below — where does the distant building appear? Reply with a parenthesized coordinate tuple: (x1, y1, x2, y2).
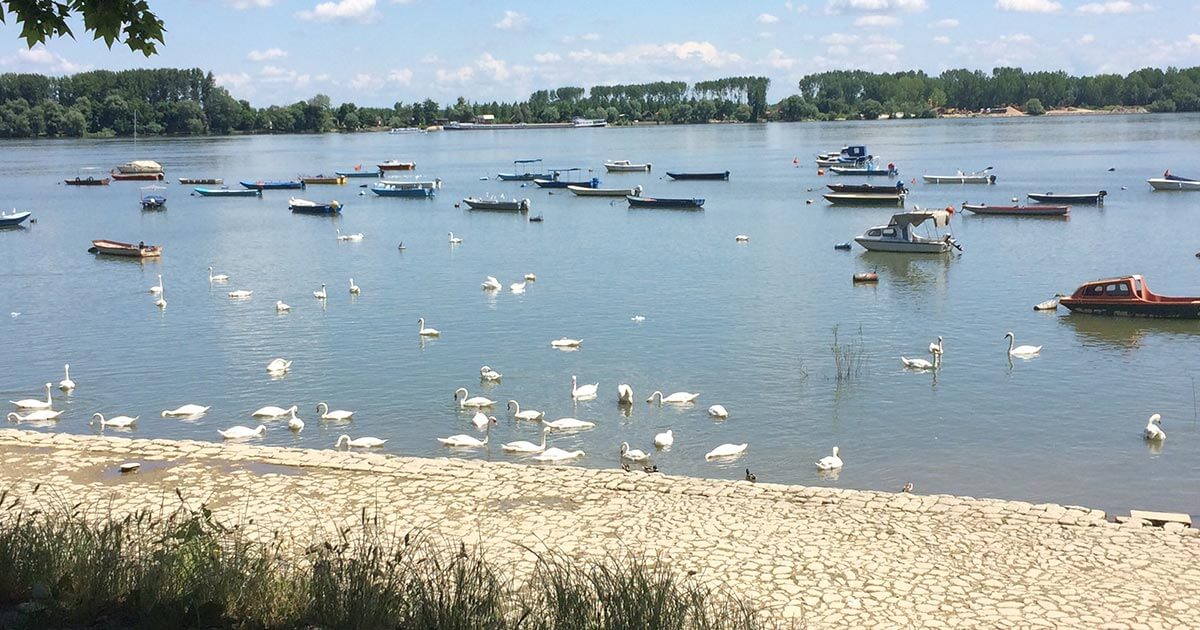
(475, 114, 496, 124)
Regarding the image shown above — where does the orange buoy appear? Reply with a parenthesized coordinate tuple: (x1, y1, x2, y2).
(817, 168, 825, 176)
(853, 272, 879, 283)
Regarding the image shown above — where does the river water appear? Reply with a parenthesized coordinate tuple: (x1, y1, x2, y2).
(3, 115, 1199, 515)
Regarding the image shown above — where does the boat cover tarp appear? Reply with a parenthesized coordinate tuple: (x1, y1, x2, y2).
(891, 210, 950, 229)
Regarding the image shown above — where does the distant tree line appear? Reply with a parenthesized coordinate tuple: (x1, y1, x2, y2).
(0, 65, 1196, 138)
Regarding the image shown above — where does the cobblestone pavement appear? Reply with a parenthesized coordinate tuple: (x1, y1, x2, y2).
(0, 429, 1196, 628)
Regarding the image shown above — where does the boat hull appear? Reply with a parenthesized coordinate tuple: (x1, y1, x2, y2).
(568, 185, 642, 197)
(178, 177, 222, 185)
(195, 187, 261, 197)
(140, 196, 167, 209)
(1061, 302, 1200, 319)
(300, 176, 346, 185)
(604, 162, 651, 172)
(827, 183, 907, 194)
(241, 180, 305, 190)
(961, 203, 1069, 216)
(1028, 191, 1105, 204)
(372, 186, 434, 198)
(111, 172, 165, 181)
(854, 238, 949, 253)
(923, 174, 996, 184)
(65, 177, 109, 186)
(336, 170, 382, 178)
(626, 196, 704, 209)
(91, 239, 161, 258)
(534, 178, 599, 189)
(823, 193, 905, 206)
(289, 200, 342, 214)
(496, 173, 551, 181)
(665, 171, 729, 181)
(1147, 178, 1200, 191)
(463, 197, 530, 212)
(831, 167, 898, 177)
(0, 211, 31, 227)
(378, 162, 415, 171)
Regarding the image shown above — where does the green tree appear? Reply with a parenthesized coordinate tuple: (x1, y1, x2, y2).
(1, 0, 165, 55)
(62, 107, 85, 136)
(859, 99, 883, 119)
(1024, 98, 1046, 115)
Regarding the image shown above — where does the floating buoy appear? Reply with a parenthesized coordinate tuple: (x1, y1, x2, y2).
(792, 157, 798, 165)
(834, 242, 852, 251)
(853, 272, 879, 283)
(806, 199, 814, 205)
(817, 168, 825, 176)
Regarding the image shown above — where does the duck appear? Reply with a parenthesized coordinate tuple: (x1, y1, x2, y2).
(617, 384, 635, 405)
(524, 273, 537, 281)
(1144, 413, 1165, 441)
(252, 404, 296, 419)
(149, 274, 163, 295)
(654, 429, 674, 448)
(161, 404, 210, 417)
(58, 364, 75, 392)
(502, 427, 551, 453)
(550, 338, 582, 348)
(619, 442, 650, 462)
(532, 447, 585, 462)
(647, 391, 700, 405)
(219, 424, 266, 439)
(418, 317, 440, 336)
(507, 400, 544, 421)
(815, 446, 843, 471)
(7, 409, 63, 422)
(208, 266, 229, 283)
(735, 234, 750, 242)
(438, 416, 495, 447)
(708, 404, 729, 418)
(901, 356, 937, 370)
(929, 336, 944, 358)
(481, 276, 502, 291)
(448, 232, 462, 244)
(316, 402, 354, 422)
(542, 417, 596, 431)
(266, 358, 292, 374)
(287, 408, 304, 432)
(313, 284, 327, 300)
(91, 413, 137, 429)
(510, 281, 526, 294)
(480, 366, 502, 382)
(335, 434, 387, 448)
(228, 290, 253, 299)
(336, 229, 364, 242)
(571, 375, 598, 400)
(902, 482, 914, 493)
(745, 468, 757, 482)
(454, 388, 496, 408)
(471, 411, 493, 429)
(704, 443, 748, 460)
(349, 278, 360, 295)
(276, 300, 291, 312)
(1005, 332, 1042, 357)
(10, 383, 52, 410)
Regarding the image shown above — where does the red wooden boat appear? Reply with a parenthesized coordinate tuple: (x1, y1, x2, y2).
(1060, 275, 1200, 319)
(111, 171, 165, 181)
(378, 160, 416, 171)
(961, 202, 1068, 216)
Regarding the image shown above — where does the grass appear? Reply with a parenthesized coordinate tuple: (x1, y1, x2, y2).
(0, 489, 783, 629)
(831, 325, 867, 382)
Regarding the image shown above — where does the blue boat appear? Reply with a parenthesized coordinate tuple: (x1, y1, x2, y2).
(241, 180, 305, 190)
(0, 210, 31, 228)
(336, 169, 382, 178)
(626, 195, 705, 209)
(140, 185, 167, 209)
(533, 170, 599, 189)
(497, 159, 553, 181)
(371, 181, 436, 197)
(289, 197, 342, 214)
(195, 187, 261, 197)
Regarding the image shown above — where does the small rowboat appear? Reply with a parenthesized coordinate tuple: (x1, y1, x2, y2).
(335, 169, 382, 178)
(828, 183, 907, 194)
(961, 203, 1069, 217)
(300, 174, 346, 185)
(1027, 191, 1106, 204)
(1060, 275, 1200, 319)
(463, 197, 530, 212)
(195, 187, 261, 197)
(241, 180, 305, 190)
(289, 198, 342, 214)
(604, 160, 651, 172)
(90, 239, 162, 258)
(568, 185, 643, 197)
(1147, 174, 1200, 191)
(65, 176, 109, 186)
(534, 177, 599, 189)
(922, 173, 996, 184)
(110, 171, 164, 181)
(823, 192, 905, 206)
(378, 160, 416, 171)
(178, 177, 223, 185)
(665, 171, 729, 181)
(626, 195, 705, 209)
(0, 210, 32, 228)
(830, 165, 898, 177)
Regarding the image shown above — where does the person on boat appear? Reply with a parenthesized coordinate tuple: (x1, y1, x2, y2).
(138, 240, 145, 250)
(895, 180, 906, 192)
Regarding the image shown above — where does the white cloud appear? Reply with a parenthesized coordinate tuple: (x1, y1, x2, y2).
(932, 18, 959, 27)
(855, 15, 900, 26)
(1078, 33, 1096, 44)
(475, 53, 510, 81)
(758, 13, 780, 23)
(13, 46, 82, 73)
(436, 66, 474, 84)
(567, 41, 741, 68)
(214, 72, 252, 89)
(229, 0, 276, 8)
(297, 0, 376, 22)
(933, 35, 951, 44)
(349, 73, 373, 90)
(820, 33, 859, 45)
(816, 33, 903, 61)
(258, 65, 312, 89)
(995, 0, 1062, 13)
(388, 68, 413, 85)
(247, 48, 287, 61)
(581, 32, 600, 41)
(419, 54, 439, 63)
(1076, 1, 1151, 14)
(495, 10, 528, 30)
(825, 0, 927, 13)
(534, 52, 562, 63)
(435, 53, 515, 85)
(764, 48, 796, 69)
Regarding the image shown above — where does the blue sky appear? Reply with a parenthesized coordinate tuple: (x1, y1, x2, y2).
(1, 0, 1199, 106)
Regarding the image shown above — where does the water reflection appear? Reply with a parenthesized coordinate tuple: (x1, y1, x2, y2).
(1057, 313, 1200, 350)
(858, 251, 952, 288)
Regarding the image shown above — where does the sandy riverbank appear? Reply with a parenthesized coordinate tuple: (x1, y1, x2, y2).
(0, 428, 1196, 627)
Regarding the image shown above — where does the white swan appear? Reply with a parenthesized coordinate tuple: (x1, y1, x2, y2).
(510, 281, 526, 294)
(219, 424, 266, 439)
(208, 266, 229, 283)
(735, 234, 750, 242)
(481, 276, 502, 291)
(149, 274, 163, 294)
(313, 284, 327, 300)
(228, 289, 253, 299)
(551, 338, 582, 348)
(91, 412, 137, 429)
(502, 427, 551, 453)
(454, 388, 496, 408)
(816, 446, 843, 471)
(631, 315, 646, 322)
(161, 404, 209, 417)
(647, 391, 700, 405)
(448, 232, 462, 244)
(901, 356, 936, 370)
(439, 418, 494, 447)
(316, 402, 354, 422)
(480, 366, 502, 381)
(1005, 332, 1042, 357)
(155, 288, 166, 309)
(336, 229, 364, 242)
(654, 429, 674, 448)
(7, 409, 63, 422)
(266, 358, 292, 374)
(524, 273, 536, 281)
(10, 383, 52, 409)
(349, 278, 360, 295)
(507, 400, 544, 421)
(59, 364, 75, 392)
(571, 375, 598, 400)
(704, 443, 747, 460)
(276, 300, 291, 312)
(620, 442, 650, 462)
(471, 411, 493, 429)
(533, 447, 585, 462)
(542, 417, 595, 431)
(287, 408, 304, 432)
(418, 317, 440, 336)
(336, 434, 386, 448)
(617, 384, 634, 405)
(252, 404, 296, 418)
(929, 336, 944, 357)
(708, 405, 729, 418)
(1144, 413, 1165, 441)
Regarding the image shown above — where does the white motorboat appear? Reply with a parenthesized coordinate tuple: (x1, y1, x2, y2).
(116, 160, 163, 174)
(854, 209, 960, 254)
(922, 169, 996, 184)
(603, 160, 652, 173)
(1148, 173, 1200, 191)
(568, 184, 643, 197)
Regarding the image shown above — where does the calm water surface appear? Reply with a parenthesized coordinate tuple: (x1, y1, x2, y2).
(3, 115, 1200, 515)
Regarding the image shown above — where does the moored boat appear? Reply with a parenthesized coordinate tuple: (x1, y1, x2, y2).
(300, 174, 347, 185)
(288, 198, 342, 214)
(116, 160, 163, 174)
(568, 184, 643, 197)
(139, 185, 167, 210)
(533, 170, 598, 188)
(336, 169, 382, 178)
(371, 178, 441, 197)
(378, 160, 416, 171)
(922, 169, 996, 184)
(178, 177, 223, 185)
(626, 195, 705, 209)
(827, 182, 908, 194)
(194, 187, 261, 197)
(1147, 172, 1200, 191)
(1027, 191, 1106, 204)
(816, 145, 869, 167)
(604, 160, 651, 173)
(665, 171, 729, 181)
(854, 209, 959, 254)
(0, 210, 31, 228)
(831, 162, 898, 177)
(960, 202, 1069, 217)
(463, 196, 530, 212)
(241, 180, 305, 190)
(90, 239, 162, 258)
(65, 176, 110, 186)
(497, 159, 551, 181)
(823, 192, 906, 206)
(111, 170, 165, 181)
(1060, 275, 1200, 319)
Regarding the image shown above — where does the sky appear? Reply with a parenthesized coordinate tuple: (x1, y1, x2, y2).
(1, 0, 1199, 107)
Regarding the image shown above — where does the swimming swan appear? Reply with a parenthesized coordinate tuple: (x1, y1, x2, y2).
(901, 356, 936, 370)
(91, 413, 137, 429)
(1144, 413, 1165, 441)
(313, 284, 327, 300)
(418, 318, 440, 336)
(287, 408, 304, 432)
(471, 411, 493, 429)
(448, 232, 462, 244)
(7, 409, 63, 422)
(155, 288, 166, 309)
(502, 427, 551, 453)
(551, 338, 582, 348)
(617, 384, 634, 405)
(276, 300, 291, 312)
(266, 358, 292, 374)
(252, 404, 296, 418)
(507, 400, 544, 421)
(336, 229, 364, 241)
(10, 383, 52, 410)
(439, 417, 495, 447)
(161, 404, 210, 417)
(705, 443, 747, 460)
(481, 276, 502, 291)
(59, 364, 75, 391)
(316, 402, 354, 422)
(480, 366, 502, 381)
(349, 278, 360, 295)
(208, 266, 229, 283)
(708, 405, 729, 418)
(219, 424, 266, 439)
(620, 442, 650, 462)
(542, 417, 595, 431)
(647, 391, 700, 405)
(654, 429, 674, 448)
(533, 447, 585, 462)
(571, 375, 598, 400)
(149, 274, 163, 295)
(1005, 332, 1042, 357)
(454, 388, 496, 408)
(815, 446, 843, 471)
(228, 290, 253, 299)
(929, 336, 944, 357)
(336, 434, 386, 448)
(510, 281, 526, 294)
